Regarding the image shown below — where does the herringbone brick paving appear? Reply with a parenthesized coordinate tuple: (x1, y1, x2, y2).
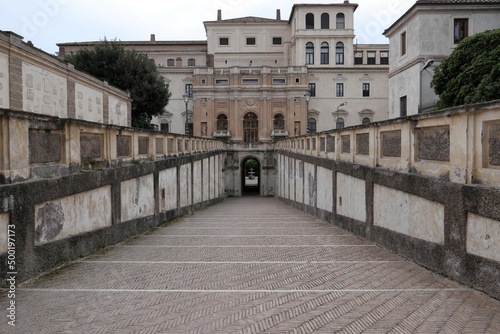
(4, 197, 500, 333)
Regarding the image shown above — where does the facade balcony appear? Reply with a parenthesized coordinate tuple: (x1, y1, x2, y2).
(193, 66, 308, 76)
(213, 130, 231, 138)
(271, 129, 289, 137)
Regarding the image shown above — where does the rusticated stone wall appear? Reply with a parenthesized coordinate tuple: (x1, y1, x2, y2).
(0, 151, 225, 282)
(277, 151, 500, 301)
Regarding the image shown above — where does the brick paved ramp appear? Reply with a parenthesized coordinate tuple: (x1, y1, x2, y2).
(5, 197, 500, 333)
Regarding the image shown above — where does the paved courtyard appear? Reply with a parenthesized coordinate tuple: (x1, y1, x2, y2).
(4, 197, 500, 333)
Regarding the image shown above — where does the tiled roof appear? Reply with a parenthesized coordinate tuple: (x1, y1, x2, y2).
(417, 0, 500, 3)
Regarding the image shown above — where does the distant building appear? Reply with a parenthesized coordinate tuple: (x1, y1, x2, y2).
(58, 1, 390, 142)
(383, 0, 500, 118)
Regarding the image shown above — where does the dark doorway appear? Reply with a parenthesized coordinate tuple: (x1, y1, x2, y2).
(241, 157, 260, 196)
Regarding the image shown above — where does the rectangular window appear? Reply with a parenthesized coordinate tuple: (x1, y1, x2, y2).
(367, 51, 376, 65)
(336, 83, 344, 97)
(306, 51, 314, 65)
(185, 84, 193, 97)
(242, 78, 259, 84)
(401, 31, 407, 56)
(219, 37, 229, 46)
(354, 52, 363, 65)
(201, 79, 206, 85)
(454, 18, 468, 44)
(321, 53, 329, 64)
(362, 83, 370, 97)
(309, 83, 316, 97)
(215, 79, 229, 85)
(400, 96, 407, 117)
(272, 37, 282, 45)
(246, 37, 256, 46)
(380, 51, 389, 65)
(272, 78, 286, 84)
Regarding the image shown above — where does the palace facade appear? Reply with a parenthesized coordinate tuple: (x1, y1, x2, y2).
(58, 1, 390, 143)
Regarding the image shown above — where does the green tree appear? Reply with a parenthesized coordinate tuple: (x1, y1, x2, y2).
(431, 29, 500, 110)
(65, 39, 171, 128)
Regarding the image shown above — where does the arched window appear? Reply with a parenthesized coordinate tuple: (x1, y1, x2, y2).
(336, 13, 345, 29)
(306, 42, 314, 65)
(336, 42, 344, 64)
(188, 58, 196, 66)
(306, 13, 314, 29)
(216, 114, 228, 130)
(243, 112, 258, 143)
(308, 118, 317, 133)
(167, 59, 175, 66)
(273, 114, 285, 129)
(321, 13, 330, 29)
(321, 42, 329, 65)
(336, 118, 345, 129)
(362, 117, 371, 124)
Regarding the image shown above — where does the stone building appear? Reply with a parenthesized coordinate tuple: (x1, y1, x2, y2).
(58, 1, 390, 142)
(383, 0, 500, 118)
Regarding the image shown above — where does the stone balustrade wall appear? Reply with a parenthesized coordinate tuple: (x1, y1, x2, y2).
(276, 100, 500, 300)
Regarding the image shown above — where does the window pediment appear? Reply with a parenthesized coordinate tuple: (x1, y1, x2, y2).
(332, 109, 348, 117)
(334, 74, 348, 82)
(309, 109, 320, 117)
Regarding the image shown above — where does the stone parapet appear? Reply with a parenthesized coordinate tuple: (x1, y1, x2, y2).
(276, 99, 500, 187)
(0, 109, 224, 184)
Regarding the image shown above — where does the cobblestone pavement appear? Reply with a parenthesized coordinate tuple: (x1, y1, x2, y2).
(4, 197, 500, 333)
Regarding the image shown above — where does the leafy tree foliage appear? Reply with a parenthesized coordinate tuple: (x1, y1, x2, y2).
(431, 29, 500, 110)
(65, 40, 170, 128)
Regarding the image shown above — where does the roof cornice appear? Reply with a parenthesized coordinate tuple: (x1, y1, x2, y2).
(384, 0, 500, 36)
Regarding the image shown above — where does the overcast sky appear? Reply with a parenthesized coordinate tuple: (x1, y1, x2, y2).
(2, 0, 416, 55)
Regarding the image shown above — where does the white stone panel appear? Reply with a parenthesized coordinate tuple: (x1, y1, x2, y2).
(121, 175, 155, 222)
(210, 156, 215, 200)
(467, 213, 500, 262)
(193, 160, 202, 204)
(374, 184, 445, 244)
(108, 95, 128, 126)
(337, 173, 366, 223)
(317, 167, 333, 212)
(159, 168, 177, 212)
(215, 156, 219, 198)
(75, 83, 104, 123)
(295, 160, 304, 204)
(0, 52, 9, 109)
(0, 213, 8, 253)
(35, 186, 112, 244)
(281, 155, 285, 199)
(180, 164, 192, 208)
(304, 163, 315, 206)
(288, 157, 295, 201)
(22, 62, 67, 118)
(203, 158, 209, 202)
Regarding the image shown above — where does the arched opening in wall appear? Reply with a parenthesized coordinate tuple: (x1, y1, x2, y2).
(241, 157, 261, 196)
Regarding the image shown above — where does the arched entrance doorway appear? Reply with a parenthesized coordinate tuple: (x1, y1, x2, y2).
(241, 157, 261, 196)
(243, 112, 258, 143)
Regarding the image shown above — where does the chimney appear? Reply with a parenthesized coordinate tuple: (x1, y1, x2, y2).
(276, 9, 281, 20)
(150, 34, 156, 42)
(217, 9, 222, 21)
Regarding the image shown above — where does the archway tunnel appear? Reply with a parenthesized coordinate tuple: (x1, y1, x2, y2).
(241, 157, 261, 196)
